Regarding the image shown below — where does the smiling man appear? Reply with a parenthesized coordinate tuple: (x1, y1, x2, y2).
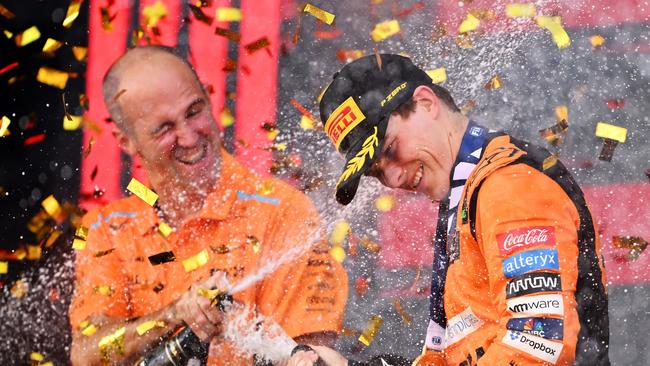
(68, 46, 348, 365)
(292, 54, 609, 366)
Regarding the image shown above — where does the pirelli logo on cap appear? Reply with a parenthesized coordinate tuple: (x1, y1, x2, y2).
(324, 97, 366, 148)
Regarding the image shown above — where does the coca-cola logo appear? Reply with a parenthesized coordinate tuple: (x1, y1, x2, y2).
(497, 226, 556, 256)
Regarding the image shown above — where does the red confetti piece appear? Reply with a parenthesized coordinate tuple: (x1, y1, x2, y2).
(606, 99, 625, 109)
(396, 1, 425, 18)
(355, 277, 369, 296)
(24, 134, 46, 146)
(290, 99, 316, 121)
(313, 29, 342, 39)
(0, 62, 18, 75)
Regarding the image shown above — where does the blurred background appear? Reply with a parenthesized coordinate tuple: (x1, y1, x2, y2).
(0, 0, 648, 364)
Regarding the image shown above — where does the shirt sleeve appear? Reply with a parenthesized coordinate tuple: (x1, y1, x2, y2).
(255, 191, 348, 338)
(68, 209, 131, 329)
(474, 164, 581, 365)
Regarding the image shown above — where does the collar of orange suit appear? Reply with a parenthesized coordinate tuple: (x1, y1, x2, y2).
(133, 150, 250, 236)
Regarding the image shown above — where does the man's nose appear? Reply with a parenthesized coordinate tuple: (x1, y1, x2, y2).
(380, 161, 403, 188)
(176, 122, 200, 147)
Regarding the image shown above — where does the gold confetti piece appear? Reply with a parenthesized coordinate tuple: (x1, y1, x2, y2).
(98, 327, 126, 356)
(266, 128, 279, 141)
(458, 13, 480, 33)
(595, 121, 627, 143)
(63, 0, 82, 28)
(454, 33, 474, 48)
(182, 249, 209, 272)
(375, 194, 395, 212)
(247, 235, 261, 253)
(94, 284, 112, 296)
(42, 38, 63, 53)
(555, 105, 568, 123)
(2, 30, 11, 39)
(94, 248, 116, 257)
(15, 26, 41, 47)
(613, 236, 648, 261)
(358, 315, 383, 346)
(219, 106, 234, 127)
(30, 352, 45, 361)
(329, 245, 346, 263)
(370, 19, 400, 42)
(72, 238, 86, 250)
(148, 251, 176, 265)
(330, 220, 351, 246)
(127, 178, 158, 206)
(75, 226, 88, 241)
(484, 75, 502, 90)
(542, 154, 558, 170)
(300, 115, 315, 130)
(41, 362, 54, 366)
(393, 299, 412, 325)
(216, 7, 242, 22)
(360, 236, 381, 254)
(535, 16, 571, 49)
(598, 138, 618, 162)
(0, 261, 7, 274)
(336, 49, 365, 62)
(72, 46, 88, 61)
(63, 115, 82, 130)
(143, 1, 167, 28)
(460, 100, 476, 115)
(45, 230, 62, 248)
(158, 222, 173, 237)
(37, 67, 69, 89)
(136, 320, 166, 335)
(10, 279, 29, 298)
(197, 288, 223, 300)
(539, 119, 569, 146)
(245, 37, 271, 54)
(426, 67, 446, 84)
(80, 320, 98, 335)
(0, 4, 15, 19)
(27, 245, 41, 260)
(591, 34, 605, 48)
(505, 3, 536, 18)
(0, 116, 10, 137)
(303, 3, 335, 25)
(41, 195, 62, 217)
(257, 180, 275, 195)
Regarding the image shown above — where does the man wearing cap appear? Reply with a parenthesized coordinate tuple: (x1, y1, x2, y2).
(292, 54, 609, 365)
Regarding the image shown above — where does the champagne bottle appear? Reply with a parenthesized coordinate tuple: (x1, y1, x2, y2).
(134, 293, 232, 366)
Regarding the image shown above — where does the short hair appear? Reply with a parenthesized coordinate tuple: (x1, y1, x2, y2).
(393, 82, 460, 118)
(102, 45, 204, 133)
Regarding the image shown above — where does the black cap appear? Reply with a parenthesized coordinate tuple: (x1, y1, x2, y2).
(319, 54, 432, 205)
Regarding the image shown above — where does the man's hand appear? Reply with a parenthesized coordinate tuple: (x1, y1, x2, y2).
(286, 345, 348, 366)
(173, 271, 229, 342)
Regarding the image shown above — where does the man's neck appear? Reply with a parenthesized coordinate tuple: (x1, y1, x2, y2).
(447, 112, 470, 164)
(155, 184, 210, 227)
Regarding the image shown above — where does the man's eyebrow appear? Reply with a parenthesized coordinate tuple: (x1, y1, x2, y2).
(186, 97, 206, 110)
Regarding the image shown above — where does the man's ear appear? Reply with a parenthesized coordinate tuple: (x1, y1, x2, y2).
(112, 126, 137, 156)
(412, 85, 440, 118)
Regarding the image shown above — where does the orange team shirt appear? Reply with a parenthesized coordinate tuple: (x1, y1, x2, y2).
(69, 151, 348, 365)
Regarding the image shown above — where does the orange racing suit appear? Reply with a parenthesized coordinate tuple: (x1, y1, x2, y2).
(419, 131, 609, 366)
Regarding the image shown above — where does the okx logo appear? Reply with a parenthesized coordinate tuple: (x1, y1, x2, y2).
(502, 249, 559, 278)
(502, 330, 563, 364)
(507, 317, 564, 340)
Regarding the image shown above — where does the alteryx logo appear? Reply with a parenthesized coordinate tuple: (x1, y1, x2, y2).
(502, 249, 559, 278)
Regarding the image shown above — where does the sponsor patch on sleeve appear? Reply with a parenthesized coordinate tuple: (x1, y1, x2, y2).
(502, 249, 559, 278)
(506, 294, 564, 317)
(502, 330, 563, 364)
(506, 272, 562, 299)
(506, 317, 564, 340)
(444, 307, 484, 347)
(497, 226, 556, 256)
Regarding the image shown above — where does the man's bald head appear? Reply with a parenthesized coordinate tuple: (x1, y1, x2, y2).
(102, 46, 205, 133)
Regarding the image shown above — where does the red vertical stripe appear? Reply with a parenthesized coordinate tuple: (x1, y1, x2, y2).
(234, 0, 281, 175)
(189, 0, 230, 133)
(81, 0, 131, 210)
